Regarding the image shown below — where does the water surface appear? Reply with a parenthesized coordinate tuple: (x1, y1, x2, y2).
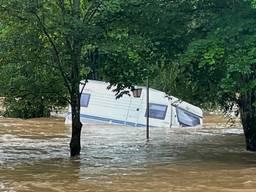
(0, 117, 256, 192)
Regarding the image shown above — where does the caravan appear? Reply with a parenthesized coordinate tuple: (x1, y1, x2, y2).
(65, 80, 203, 128)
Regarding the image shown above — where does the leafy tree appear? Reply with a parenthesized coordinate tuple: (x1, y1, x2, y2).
(175, 0, 256, 151)
(0, 22, 67, 118)
(103, 0, 198, 95)
(0, 0, 154, 157)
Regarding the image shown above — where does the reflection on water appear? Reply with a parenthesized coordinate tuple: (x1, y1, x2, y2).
(0, 117, 256, 192)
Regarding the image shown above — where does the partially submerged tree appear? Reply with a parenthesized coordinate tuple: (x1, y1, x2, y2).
(0, 0, 151, 157)
(177, 0, 256, 151)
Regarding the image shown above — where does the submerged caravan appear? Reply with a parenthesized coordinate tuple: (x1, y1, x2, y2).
(65, 80, 203, 128)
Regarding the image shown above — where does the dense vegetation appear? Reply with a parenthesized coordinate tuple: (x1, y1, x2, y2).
(1, 0, 256, 155)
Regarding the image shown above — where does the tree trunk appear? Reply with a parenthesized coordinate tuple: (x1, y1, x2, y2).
(69, 45, 82, 157)
(239, 91, 256, 151)
(69, 37, 82, 157)
(69, 46, 82, 157)
(69, 0, 82, 157)
(70, 89, 82, 157)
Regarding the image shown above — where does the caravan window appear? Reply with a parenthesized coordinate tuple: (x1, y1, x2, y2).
(81, 93, 91, 107)
(176, 107, 200, 127)
(146, 103, 168, 120)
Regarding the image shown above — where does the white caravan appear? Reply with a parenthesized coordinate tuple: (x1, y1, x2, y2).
(65, 80, 203, 128)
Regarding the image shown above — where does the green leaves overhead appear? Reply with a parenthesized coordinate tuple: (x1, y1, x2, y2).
(0, 0, 167, 117)
(2, 0, 256, 115)
(174, 0, 256, 110)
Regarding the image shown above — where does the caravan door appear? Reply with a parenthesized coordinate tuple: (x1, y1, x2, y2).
(126, 96, 144, 126)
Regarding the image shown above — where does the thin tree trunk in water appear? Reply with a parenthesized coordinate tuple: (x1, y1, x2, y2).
(69, 0, 82, 157)
(239, 91, 256, 151)
(68, 0, 83, 157)
(69, 49, 82, 157)
(70, 89, 82, 157)
(69, 51, 82, 157)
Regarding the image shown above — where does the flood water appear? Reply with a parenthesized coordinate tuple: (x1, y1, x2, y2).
(1, 117, 256, 192)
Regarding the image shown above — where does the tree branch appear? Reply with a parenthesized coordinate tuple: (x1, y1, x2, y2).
(79, 80, 88, 97)
(15, 88, 71, 104)
(55, 0, 73, 57)
(82, 1, 102, 23)
(31, 11, 72, 95)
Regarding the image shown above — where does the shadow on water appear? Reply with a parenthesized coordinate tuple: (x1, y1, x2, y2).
(1, 118, 256, 191)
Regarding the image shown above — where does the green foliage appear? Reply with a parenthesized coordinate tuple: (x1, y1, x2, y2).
(0, 0, 157, 118)
(173, 0, 256, 111)
(0, 8, 68, 118)
(1, 0, 256, 117)
(4, 97, 50, 119)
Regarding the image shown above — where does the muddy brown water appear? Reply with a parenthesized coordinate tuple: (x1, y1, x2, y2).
(0, 117, 256, 192)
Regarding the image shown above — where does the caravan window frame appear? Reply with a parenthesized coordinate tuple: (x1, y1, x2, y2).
(81, 93, 91, 107)
(176, 107, 201, 127)
(145, 103, 168, 120)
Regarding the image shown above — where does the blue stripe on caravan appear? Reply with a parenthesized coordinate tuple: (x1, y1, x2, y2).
(67, 112, 146, 127)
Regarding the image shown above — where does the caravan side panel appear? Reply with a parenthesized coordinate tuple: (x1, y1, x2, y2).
(65, 80, 203, 128)
(80, 88, 131, 124)
(136, 89, 171, 127)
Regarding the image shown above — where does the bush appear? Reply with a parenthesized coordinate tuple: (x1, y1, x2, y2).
(3, 97, 50, 119)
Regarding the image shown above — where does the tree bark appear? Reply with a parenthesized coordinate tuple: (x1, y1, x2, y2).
(69, 46, 82, 157)
(70, 92, 82, 157)
(239, 91, 256, 151)
(69, 0, 82, 158)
